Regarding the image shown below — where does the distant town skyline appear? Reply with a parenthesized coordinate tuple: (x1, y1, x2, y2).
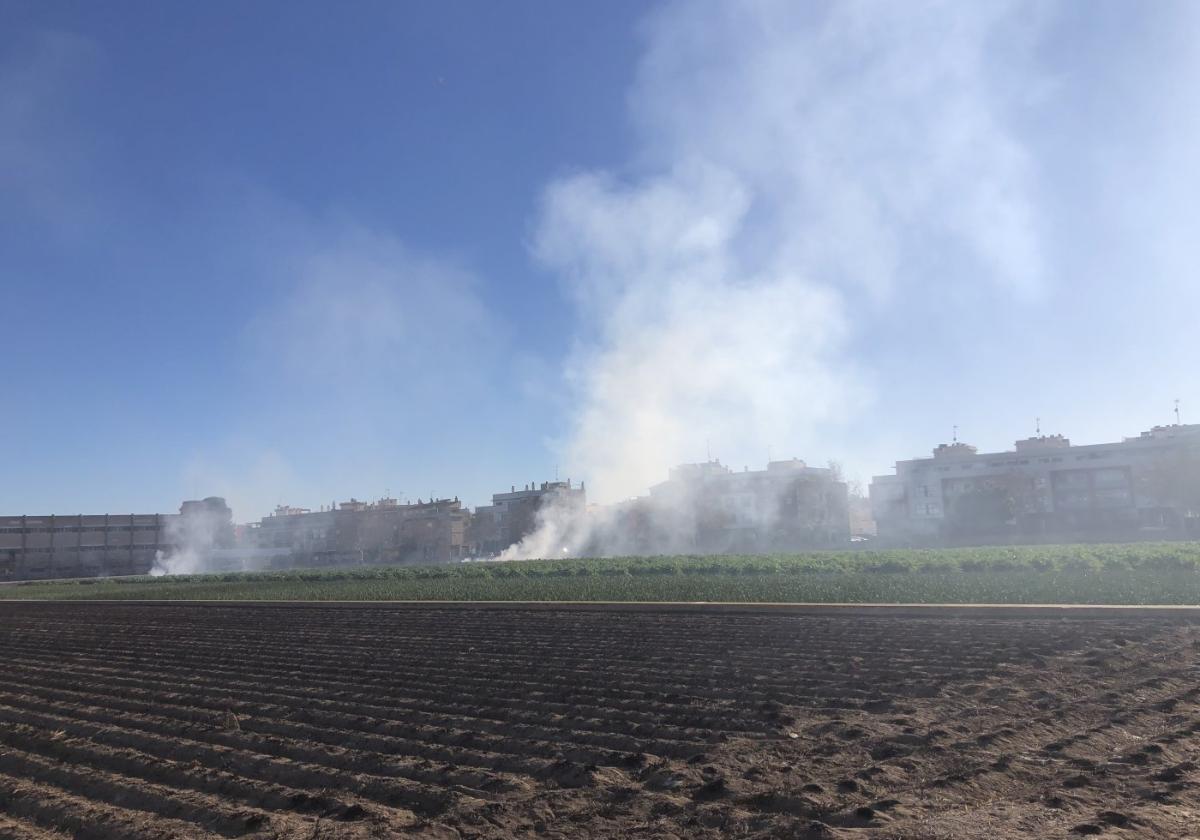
(3, 1, 1198, 520)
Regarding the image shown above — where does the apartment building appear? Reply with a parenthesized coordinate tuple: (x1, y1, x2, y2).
(643, 458, 851, 552)
(246, 495, 472, 566)
(470, 479, 586, 556)
(870, 424, 1200, 544)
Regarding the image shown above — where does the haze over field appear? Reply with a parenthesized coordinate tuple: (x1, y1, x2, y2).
(2, 0, 1198, 520)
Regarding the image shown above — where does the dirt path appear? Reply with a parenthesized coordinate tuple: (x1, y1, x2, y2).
(0, 603, 1195, 838)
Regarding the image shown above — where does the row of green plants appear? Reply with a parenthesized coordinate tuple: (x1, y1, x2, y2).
(2, 542, 1199, 604)
(2, 569, 1199, 604)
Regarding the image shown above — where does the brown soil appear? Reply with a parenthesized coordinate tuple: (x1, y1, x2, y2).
(0, 602, 1197, 838)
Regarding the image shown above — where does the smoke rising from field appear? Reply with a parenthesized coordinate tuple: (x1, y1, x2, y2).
(150, 506, 225, 576)
(505, 0, 1045, 559)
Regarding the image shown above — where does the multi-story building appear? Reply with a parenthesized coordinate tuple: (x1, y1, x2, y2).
(870, 424, 1200, 545)
(394, 498, 472, 564)
(637, 458, 850, 552)
(245, 495, 472, 566)
(0, 497, 233, 581)
(250, 505, 336, 555)
(470, 480, 586, 556)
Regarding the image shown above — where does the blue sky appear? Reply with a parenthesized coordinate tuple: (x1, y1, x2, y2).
(3, 1, 1198, 519)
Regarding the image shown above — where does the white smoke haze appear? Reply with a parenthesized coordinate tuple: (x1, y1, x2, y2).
(497, 489, 593, 562)
(248, 226, 493, 387)
(506, 0, 1048, 559)
(181, 218, 503, 526)
(151, 505, 228, 577)
(537, 161, 854, 502)
(179, 449, 301, 535)
(0, 30, 102, 234)
(628, 0, 1045, 299)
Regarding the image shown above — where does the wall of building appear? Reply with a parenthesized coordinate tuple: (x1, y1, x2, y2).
(0, 513, 166, 580)
(642, 458, 851, 552)
(470, 480, 586, 556)
(245, 496, 472, 567)
(0, 497, 234, 581)
(869, 425, 1200, 545)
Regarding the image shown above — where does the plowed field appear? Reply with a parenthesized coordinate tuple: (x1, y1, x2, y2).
(0, 603, 1197, 838)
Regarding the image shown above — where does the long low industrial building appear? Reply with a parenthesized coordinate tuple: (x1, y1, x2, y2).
(0, 497, 233, 581)
(0, 513, 168, 580)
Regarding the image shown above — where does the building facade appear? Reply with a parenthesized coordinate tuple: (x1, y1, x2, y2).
(469, 480, 586, 556)
(0, 497, 233, 581)
(245, 495, 472, 566)
(870, 424, 1200, 545)
(636, 458, 850, 553)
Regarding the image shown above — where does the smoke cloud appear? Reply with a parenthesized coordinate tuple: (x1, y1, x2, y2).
(180, 219, 502, 524)
(508, 0, 1047, 558)
(151, 504, 230, 576)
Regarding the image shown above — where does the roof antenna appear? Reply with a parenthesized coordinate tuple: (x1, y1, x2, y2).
(1176, 398, 1182, 425)
(952, 424, 958, 443)
(706, 438, 711, 462)
(1036, 417, 1041, 436)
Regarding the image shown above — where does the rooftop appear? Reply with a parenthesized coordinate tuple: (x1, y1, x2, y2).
(883, 423, 1200, 476)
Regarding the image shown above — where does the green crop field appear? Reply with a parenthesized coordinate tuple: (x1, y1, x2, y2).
(3, 542, 1200, 604)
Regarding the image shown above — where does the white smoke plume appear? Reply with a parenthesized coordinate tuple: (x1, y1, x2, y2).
(151, 514, 217, 576)
(497, 489, 593, 562)
(151, 500, 237, 576)
(507, 0, 1045, 558)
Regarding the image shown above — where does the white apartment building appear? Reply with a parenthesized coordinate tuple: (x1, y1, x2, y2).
(870, 424, 1200, 544)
